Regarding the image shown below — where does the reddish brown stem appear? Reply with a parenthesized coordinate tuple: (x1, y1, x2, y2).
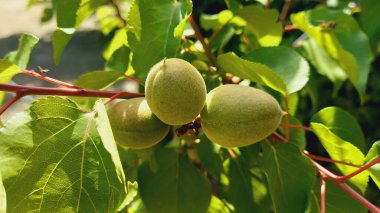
(305, 153, 361, 168)
(0, 83, 144, 115)
(103, 92, 124, 106)
(209, 18, 232, 46)
(320, 177, 326, 213)
(22, 69, 80, 89)
(272, 131, 286, 142)
(0, 93, 22, 115)
(311, 160, 380, 212)
(227, 148, 237, 160)
(335, 157, 380, 182)
(188, 15, 217, 66)
(280, 0, 292, 25)
(109, 0, 127, 27)
(284, 25, 298, 32)
(281, 123, 313, 131)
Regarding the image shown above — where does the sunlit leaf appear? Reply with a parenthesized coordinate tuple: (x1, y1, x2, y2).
(0, 174, 5, 213)
(217, 52, 287, 94)
(238, 5, 282, 47)
(291, 8, 372, 102)
(4, 33, 39, 69)
(0, 97, 127, 211)
(364, 141, 380, 189)
(138, 148, 211, 213)
(311, 107, 369, 192)
(243, 46, 310, 94)
(0, 60, 21, 105)
(127, 0, 192, 81)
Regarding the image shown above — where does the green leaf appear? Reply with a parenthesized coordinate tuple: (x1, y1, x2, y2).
(238, 5, 282, 47)
(0, 97, 127, 211)
(307, 179, 367, 213)
(223, 156, 272, 213)
(299, 38, 346, 95)
(54, 0, 106, 64)
(96, 5, 122, 36)
(207, 196, 231, 213)
(52, 28, 75, 64)
(359, 0, 380, 52)
(0, 174, 5, 213)
(105, 45, 131, 73)
(200, 10, 233, 31)
(103, 28, 128, 60)
(0, 60, 21, 105)
(311, 107, 366, 153)
(262, 142, 316, 213)
(291, 8, 372, 102)
(364, 141, 380, 189)
(217, 52, 287, 94)
(243, 46, 310, 94)
(74, 70, 125, 89)
(310, 111, 369, 193)
(196, 134, 223, 178)
(127, 0, 192, 81)
(4, 33, 39, 69)
(138, 148, 211, 213)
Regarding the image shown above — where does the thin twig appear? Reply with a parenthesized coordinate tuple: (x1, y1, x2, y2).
(109, 0, 127, 27)
(305, 153, 361, 168)
(320, 177, 326, 213)
(188, 16, 217, 66)
(311, 160, 380, 212)
(0, 93, 23, 115)
(281, 123, 313, 131)
(336, 157, 380, 182)
(22, 69, 79, 89)
(227, 148, 237, 160)
(209, 18, 232, 46)
(272, 131, 286, 142)
(279, 0, 292, 25)
(0, 83, 144, 115)
(284, 24, 298, 32)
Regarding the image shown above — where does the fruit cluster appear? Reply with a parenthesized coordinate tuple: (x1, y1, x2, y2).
(108, 58, 283, 149)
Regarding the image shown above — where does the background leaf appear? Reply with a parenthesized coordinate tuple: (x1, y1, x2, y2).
(359, 0, 380, 52)
(238, 5, 282, 47)
(298, 38, 346, 95)
(53, 0, 106, 64)
(4, 33, 39, 69)
(138, 148, 212, 213)
(307, 179, 367, 213)
(291, 8, 372, 102)
(364, 141, 380, 189)
(74, 70, 125, 89)
(243, 46, 309, 94)
(262, 142, 316, 213)
(217, 52, 287, 94)
(0, 97, 127, 212)
(127, 0, 192, 81)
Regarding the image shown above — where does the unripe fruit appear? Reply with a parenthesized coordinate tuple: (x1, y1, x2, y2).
(145, 58, 207, 125)
(108, 98, 170, 149)
(200, 85, 283, 147)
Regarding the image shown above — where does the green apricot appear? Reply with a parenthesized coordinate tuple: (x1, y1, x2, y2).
(200, 85, 283, 147)
(108, 98, 170, 149)
(145, 58, 207, 125)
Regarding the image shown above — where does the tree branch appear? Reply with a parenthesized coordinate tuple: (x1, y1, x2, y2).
(188, 15, 217, 66)
(109, 0, 127, 27)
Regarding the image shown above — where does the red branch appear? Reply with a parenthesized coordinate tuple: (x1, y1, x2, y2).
(22, 69, 79, 88)
(305, 153, 361, 168)
(311, 159, 380, 212)
(320, 177, 326, 213)
(0, 83, 144, 116)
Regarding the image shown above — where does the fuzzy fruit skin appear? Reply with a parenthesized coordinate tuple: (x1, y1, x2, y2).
(200, 85, 283, 147)
(145, 58, 207, 125)
(108, 98, 170, 149)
